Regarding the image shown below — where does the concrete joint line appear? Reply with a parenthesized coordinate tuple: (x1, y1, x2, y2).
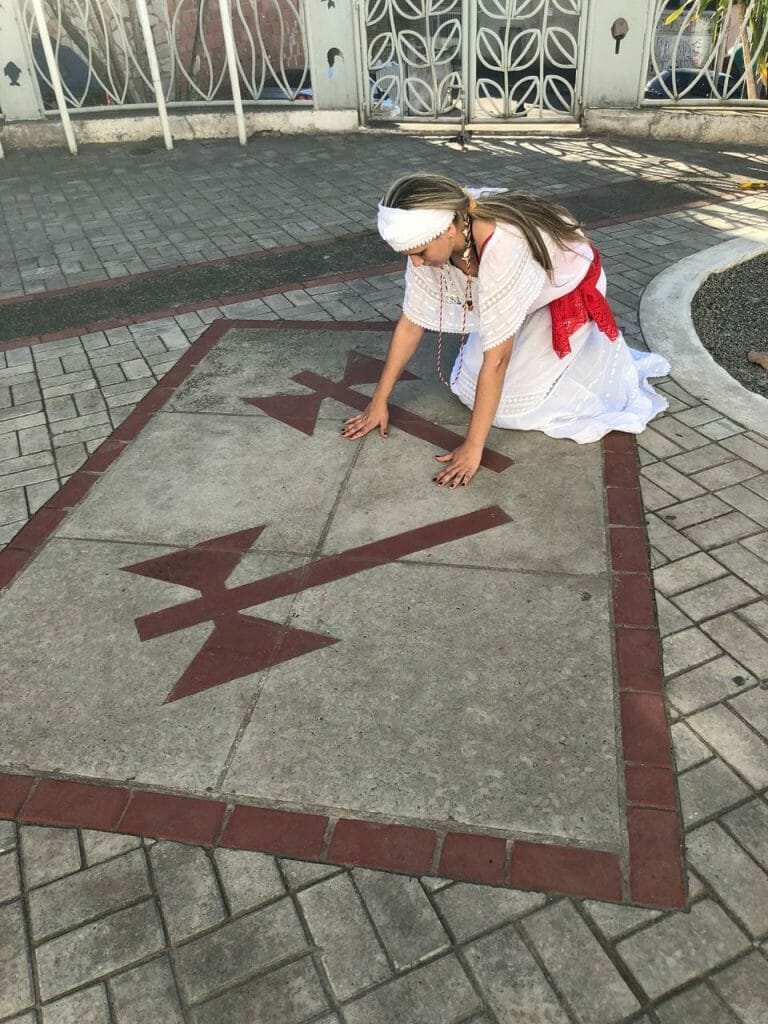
(640, 239, 768, 436)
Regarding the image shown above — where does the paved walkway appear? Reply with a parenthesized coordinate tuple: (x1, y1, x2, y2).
(0, 133, 767, 1024)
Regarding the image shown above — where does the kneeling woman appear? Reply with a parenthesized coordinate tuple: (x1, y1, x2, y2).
(341, 174, 669, 487)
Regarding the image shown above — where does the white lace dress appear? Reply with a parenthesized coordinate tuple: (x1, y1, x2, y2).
(402, 222, 669, 444)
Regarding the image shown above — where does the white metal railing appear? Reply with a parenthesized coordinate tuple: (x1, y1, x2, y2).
(644, 0, 768, 104)
(362, 0, 583, 123)
(19, 0, 310, 115)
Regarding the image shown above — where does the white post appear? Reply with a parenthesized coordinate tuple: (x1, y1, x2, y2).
(0, 0, 46, 122)
(217, 0, 247, 146)
(462, 0, 472, 124)
(134, 0, 173, 149)
(28, 0, 77, 153)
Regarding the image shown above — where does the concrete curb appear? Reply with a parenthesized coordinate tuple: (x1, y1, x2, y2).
(640, 238, 768, 435)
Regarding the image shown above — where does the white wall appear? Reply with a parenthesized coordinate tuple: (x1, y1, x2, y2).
(581, 0, 654, 109)
(0, 0, 45, 119)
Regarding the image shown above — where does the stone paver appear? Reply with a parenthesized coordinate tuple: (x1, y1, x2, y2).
(109, 957, 185, 1024)
(616, 900, 750, 1000)
(688, 705, 768, 788)
(212, 848, 285, 914)
(434, 883, 547, 943)
(149, 843, 225, 943)
(655, 984, 739, 1024)
(41, 985, 110, 1024)
(687, 822, 768, 937)
(464, 923, 569, 1024)
(711, 951, 768, 1024)
(35, 900, 165, 1001)
(19, 827, 81, 889)
(352, 870, 450, 969)
(28, 848, 150, 942)
(343, 955, 481, 1024)
(297, 873, 390, 1000)
(0, 133, 767, 1023)
(173, 898, 308, 1003)
(522, 901, 640, 1023)
(0, 901, 34, 1019)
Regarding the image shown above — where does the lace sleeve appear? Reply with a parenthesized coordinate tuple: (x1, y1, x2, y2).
(402, 259, 477, 333)
(478, 227, 547, 351)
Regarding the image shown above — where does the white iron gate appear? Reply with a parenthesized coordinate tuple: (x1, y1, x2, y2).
(361, 0, 585, 123)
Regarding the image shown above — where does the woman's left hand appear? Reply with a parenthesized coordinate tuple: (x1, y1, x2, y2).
(434, 442, 482, 488)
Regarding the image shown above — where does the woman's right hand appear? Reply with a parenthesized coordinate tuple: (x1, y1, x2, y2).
(341, 401, 389, 440)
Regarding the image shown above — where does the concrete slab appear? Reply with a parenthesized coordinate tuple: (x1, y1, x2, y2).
(57, 413, 357, 553)
(324, 437, 606, 576)
(224, 562, 619, 846)
(0, 319, 681, 906)
(168, 326, 475, 427)
(0, 539, 293, 790)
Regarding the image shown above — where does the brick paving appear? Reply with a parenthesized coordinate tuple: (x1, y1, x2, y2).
(1, 134, 768, 1022)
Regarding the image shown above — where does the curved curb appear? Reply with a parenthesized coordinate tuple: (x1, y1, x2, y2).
(640, 238, 768, 436)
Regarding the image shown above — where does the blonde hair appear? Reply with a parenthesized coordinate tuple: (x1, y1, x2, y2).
(382, 173, 584, 273)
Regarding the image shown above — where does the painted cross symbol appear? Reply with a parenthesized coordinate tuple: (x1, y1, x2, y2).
(122, 506, 511, 703)
(244, 350, 514, 473)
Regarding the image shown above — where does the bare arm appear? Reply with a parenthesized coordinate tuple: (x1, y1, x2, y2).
(434, 337, 514, 487)
(341, 313, 424, 439)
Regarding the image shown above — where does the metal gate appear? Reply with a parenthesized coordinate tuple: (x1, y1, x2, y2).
(360, 0, 585, 124)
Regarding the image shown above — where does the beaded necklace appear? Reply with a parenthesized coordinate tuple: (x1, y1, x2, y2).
(436, 261, 475, 390)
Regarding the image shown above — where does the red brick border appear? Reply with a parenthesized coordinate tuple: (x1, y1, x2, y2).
(0, 317, 685, 909)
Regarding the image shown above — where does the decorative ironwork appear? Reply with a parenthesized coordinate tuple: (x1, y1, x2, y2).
(474, 0, 581, 120)
(19, 0, 309, 110)
(645, 0, 768, 104)
(361, 0, 582, 123)
(364, 0, 463, 120)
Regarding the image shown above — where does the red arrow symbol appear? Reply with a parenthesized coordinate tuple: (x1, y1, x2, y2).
(133, 506, 511, 642)
(244, 351, 514, 473)
(125, 507, 510, 701)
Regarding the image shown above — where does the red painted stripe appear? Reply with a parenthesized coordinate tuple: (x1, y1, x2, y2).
(625, 765, 677, 810)
(609, 527, 651, 574)
(292, 370, 514, 472)
(329, 819, 437, 875)
(606, 486, 644, 527)
(45, 472, 100, 510)
(21, 779, 129, 830)
(0, 775, 35, 817)
(134, 506, 512, 641)
(118, 792, 226, 846)
(615, 629, 664, 693)
(612, 573, 656, 629)
(627, 807, 685, 908)
(604, 451, 639, 488)
(0, 548, 31, 590)
(221, 806, 328, 860)
(509, 842, 623, 902)
(620, 692, 673, 768)
(439, 832, 507, 886)
(5, 508, 67, 551)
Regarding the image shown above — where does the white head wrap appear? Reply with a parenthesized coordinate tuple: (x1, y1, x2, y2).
(377, 187, 508, 253)
(377, 202, 453, 253)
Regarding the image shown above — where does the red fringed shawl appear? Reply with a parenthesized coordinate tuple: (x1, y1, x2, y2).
(549, 245, 619, 359)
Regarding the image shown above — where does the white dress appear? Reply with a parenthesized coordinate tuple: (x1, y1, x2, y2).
(402, 222, 670, 444)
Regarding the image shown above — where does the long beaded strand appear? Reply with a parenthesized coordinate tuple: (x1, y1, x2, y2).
(436, 267, 473, 389)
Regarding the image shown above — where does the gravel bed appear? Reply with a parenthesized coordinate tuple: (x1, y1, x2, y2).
(691, 252, 768, 398)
